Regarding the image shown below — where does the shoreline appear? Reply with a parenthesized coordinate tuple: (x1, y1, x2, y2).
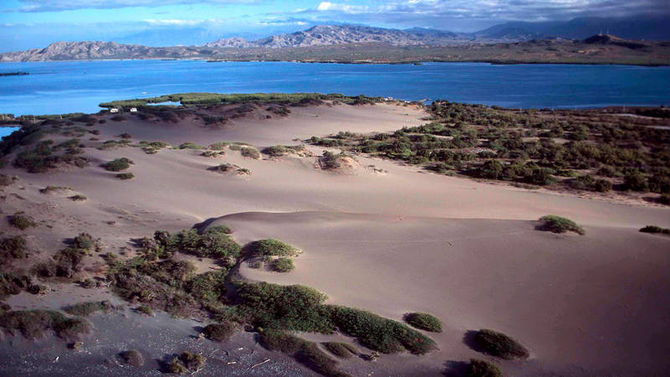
(1, 57, 668, 67)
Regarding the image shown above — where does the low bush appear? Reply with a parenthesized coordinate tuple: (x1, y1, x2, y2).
(0, 271, 31, 298)
(201, 150, 225, 158)
(101, 157, 133, 172)
(116, 172, 134, 180)
(0, 309, 90, 341)
(207, 163, 236, 173)
(72, 232, 98, 251)
(119, 350, 144, 367)
(209, 142, 228, 150)
(403, 312, 442, 332)
(202, 322, 237, 342)
(320, 151, 341, 170)
(0, 235, 27, 259)
(167, 351, 205, 374)
(258, 330, 351, 377)
(69, 194, 87, 201)
(0, 174, 15, 186)
(40, 185, 71, 194)
(322, 342, 358, 358)
(538, 215, 585, 235)
(327, 306, 436, 354)
(63, 300, 111, 316)
(240, 147, 260, 159)
(248, 239, 299, 257)
(469, 329, 529, 360)
(466, 359, 502, 377)
(178, 142, 205, 150)
(135, 305, 154, 316)
(8, 212, 36, 230)
(639, 225, 670, 234)
(270, 257, 295, 272)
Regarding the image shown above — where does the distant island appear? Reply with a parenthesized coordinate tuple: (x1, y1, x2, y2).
(0, 72, 29, 76)
(1, 24, 668, 66)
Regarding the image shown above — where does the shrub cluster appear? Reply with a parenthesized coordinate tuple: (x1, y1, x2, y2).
(466, 359, 502, 377)
(248, 239, 299, 257)
(270, 257, 295, 272)
(639, 225, 670, 235)
(0, 309, 90, 341)
(470, 329, 529, 360)
(538, 215, 585, 235)
(0, 235, 27, 259)
(63, 300, 112, 317)
(8, 212, 36, 230)
(240, 146, 261, 159)
(403, 312, 443, 332)
(166, 351, 205, 374)
(101, 157, 133, 171)
(202, 322, 237, 342)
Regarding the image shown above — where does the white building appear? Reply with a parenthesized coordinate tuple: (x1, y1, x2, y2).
(109, 108, 119, 113)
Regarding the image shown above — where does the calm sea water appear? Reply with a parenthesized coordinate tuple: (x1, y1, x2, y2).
(0, 60, 669, 116)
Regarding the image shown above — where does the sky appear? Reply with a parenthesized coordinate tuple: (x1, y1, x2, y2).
(0, 0, 666, 52)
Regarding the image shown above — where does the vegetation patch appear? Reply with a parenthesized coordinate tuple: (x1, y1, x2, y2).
(538, 215, 585, 235)
(261, 145, 306, 157)
(319, 151, 342, 170)
(270, 257, 295, 272)
(248, 239, 300, 257)
(258, 329, 351, 377)
(69, 194, 87, 201)
(98, 139, 131, 151)
(63, 300, 112, 317)
(8, 212, 36, 230)
(178, 142, 205, 150)
(101, 157, 133, 172)
(138, 141, 170, 154)
(165, 351, 205, 374)
(466, 359, 502, 377)
(202, 322, 237, 342)
(0, 235, 27, 259)
(306, 101, 670, 197)
(322, 342, 358, 359)
(119, 350, 144, 367)
(201, 150, 225, 158)
(403, 312, 443, 332)
(116, 172, 135, 180)
(468, 329, 529, 360)
(639, 225, 670, 235)
(0, 309, 90, 341)
(240, 146, 260, 159)
(13, 139, 88, 173)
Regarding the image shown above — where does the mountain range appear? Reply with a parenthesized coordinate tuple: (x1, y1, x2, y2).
(1, 16, 668, 63)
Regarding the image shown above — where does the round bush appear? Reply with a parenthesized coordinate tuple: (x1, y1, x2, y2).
(403, 312, 442, 332)
(471, 329, 529, 360)
(270, 257, 295, 272)
(538, 215, 584, 235)
(202, 322, 237, 342)
(466, 359, 502, 377)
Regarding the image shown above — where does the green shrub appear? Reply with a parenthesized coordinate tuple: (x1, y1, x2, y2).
(101, 157, 133, 171)
(270, 257, 295, 272)
(167, 351, 205, 374)
(249, 239, 299, 257)
(322, 342, 358, 358)
(403, 312, 442, 332)
(0, 309, 90, 341)
(69, 194, 87, 201)
(63, 300, 111, 316)
(466, 359, 502, 377)
(327, 305, 436, 354)
(470, 329, 529, 360)
(202, 322, 237, 342)
(209, 142, 228, 150)
(207, 163, 236, 173)
(116, 172, 134, 180)
(538, 215, 585, 235)
(320, 151, 341, 170)
(72, 233, 97, 251)
(623, 170, 648, 192)
(240, 147, 260, 159)
(201, 150, 225, 158)
(8, 212, 36, 230)
(135, 305, 154, 316)
(119, 350, 144, 367)
(178, 142, 205, 150)
(640, 225, 670, 235)
(0, 271, 31, 298)
(236, 282, 332, 333)
(0, 235, 27, 258)
(40, 185, 71, 194)
(171, 229, 240, 259)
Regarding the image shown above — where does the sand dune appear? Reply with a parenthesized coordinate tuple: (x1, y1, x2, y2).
(217, 211, 670, 377)
(1, 102, 669, 376)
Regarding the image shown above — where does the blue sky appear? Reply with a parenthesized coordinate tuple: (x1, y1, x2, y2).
(0, 0, 666, 51)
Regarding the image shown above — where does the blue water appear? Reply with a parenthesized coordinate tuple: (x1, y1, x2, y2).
(0, 127, 19, 137)
(0, 60, 669, 116)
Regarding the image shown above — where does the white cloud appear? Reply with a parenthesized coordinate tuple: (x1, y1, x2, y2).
(316, 2, 369, 13)
(144, 19, 205, 26)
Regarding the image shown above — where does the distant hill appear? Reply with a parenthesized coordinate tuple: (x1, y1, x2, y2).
(476, 15, 670, 41)
(205, 25, 464, 49)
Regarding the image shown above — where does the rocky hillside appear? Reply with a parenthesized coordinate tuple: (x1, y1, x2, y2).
(206, 25, 463, 48)
(0, 41, 213, 62)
